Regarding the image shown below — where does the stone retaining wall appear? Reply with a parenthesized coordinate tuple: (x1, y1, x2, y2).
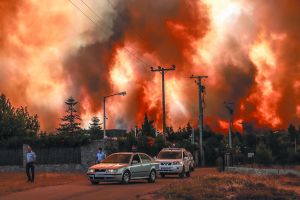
(226, 166, 300, 176)
(0, 139, 118, 173)
(0, 164, 85, 172)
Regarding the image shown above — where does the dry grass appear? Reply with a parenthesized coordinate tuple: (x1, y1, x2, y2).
(0, 172, 85, 197)
(159, 170, 300, 200)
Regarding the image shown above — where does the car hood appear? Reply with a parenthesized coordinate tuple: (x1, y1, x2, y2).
(90, 163, 129, 170)
(155, 159, 182, 162)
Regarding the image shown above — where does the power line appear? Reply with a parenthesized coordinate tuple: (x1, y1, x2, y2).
(84, 0, 155, 66)
(68, 0, 154, 67)
(105, 0, 149, 45)
(68, 0, 99, 27)
(107, 0, 116, 10)
(150, 65, 176, 135)
(80, 0, 113, 29)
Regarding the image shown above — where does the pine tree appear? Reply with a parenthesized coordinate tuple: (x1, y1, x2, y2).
(141, 113, 156, 138)
(89, 116, 102, 132)
(57, 97, 81, 134)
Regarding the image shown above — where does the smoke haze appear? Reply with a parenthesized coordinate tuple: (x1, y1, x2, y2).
(0, 0, 299, 132)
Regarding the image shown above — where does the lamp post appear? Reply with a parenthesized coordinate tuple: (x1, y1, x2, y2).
(103, 91, 126, 138)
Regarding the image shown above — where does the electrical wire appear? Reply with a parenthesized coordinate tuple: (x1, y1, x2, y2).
(68, 0, 154, 68)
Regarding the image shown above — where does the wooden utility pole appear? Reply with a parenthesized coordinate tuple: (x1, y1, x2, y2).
(150, 65, 176, 135)
(224, 102, 234, 148)
(190, 75, 208, 166)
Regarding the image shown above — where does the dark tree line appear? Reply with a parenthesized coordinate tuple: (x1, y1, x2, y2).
(0, 93, 299, 166)
(0, 94, 99, 148)
(0, 94, 39, 141)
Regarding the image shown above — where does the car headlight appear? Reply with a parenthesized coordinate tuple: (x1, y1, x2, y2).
(107, 169, 118, 173)
(87, 168, 95, 173)
(173, 161, 183, 165)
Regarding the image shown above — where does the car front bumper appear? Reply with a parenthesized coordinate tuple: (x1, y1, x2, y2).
(87, 172, 123, 182)
(159, 165, 184, 174)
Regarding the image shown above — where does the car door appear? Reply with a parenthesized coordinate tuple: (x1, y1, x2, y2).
(130, 154, 143, 178)
(139, 153, 152, 177)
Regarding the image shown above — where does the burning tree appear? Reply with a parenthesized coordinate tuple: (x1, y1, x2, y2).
(57, 97, 81, 134)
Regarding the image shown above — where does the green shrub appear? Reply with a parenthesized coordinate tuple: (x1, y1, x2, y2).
(255, 145, 273, 166)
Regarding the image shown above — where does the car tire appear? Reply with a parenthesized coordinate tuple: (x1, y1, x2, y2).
(148, 170, 156, 183)
(179, 167, 185, 178)
(191, 165, 194, 171)
(186, 169, 191, 177)
(90, 180, 99, 185)
(160, 173, 165, 178)
(121, 170, 131, 184)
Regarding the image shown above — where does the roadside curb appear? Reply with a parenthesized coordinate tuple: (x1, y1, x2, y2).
(225, 166, 300, 176)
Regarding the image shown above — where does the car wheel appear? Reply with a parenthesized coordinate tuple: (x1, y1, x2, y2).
(186, 169, 191, 177)
(179, 167, 185, 178)
(160, 173, 165, 178)
(191, 165, 194, 171)
(122, 170, 131, 184)
(148, 170, 156, 183)
(90, 180, 99, 185)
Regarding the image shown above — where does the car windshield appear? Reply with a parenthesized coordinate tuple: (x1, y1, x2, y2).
(157, 151, 182, 159)
(101, 153, 132, 164)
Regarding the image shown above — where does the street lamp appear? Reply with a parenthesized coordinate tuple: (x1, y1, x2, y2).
(103, 91, 126, 138)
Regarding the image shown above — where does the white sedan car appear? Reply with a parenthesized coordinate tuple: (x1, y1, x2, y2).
(87, 152, 159, 184)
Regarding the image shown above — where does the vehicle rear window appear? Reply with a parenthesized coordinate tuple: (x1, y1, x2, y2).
(101, 154, 132, 164)
(157, 151, 182, 159)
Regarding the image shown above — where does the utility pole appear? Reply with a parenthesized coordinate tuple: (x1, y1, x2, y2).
(103, 96, 107, 138)
(224, 102, 234, 148)
(150, 65, 176, 135)
(239, 121, 245, 135)
(190, 75, 208, 167)
(191, 128, 195, 144)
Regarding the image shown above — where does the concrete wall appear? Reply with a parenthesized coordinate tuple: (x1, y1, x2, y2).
(0, 139, 118, 173)
(226, 166, 300, 176)
(0, 164, 84, 172)
(80, 140, 119, 168)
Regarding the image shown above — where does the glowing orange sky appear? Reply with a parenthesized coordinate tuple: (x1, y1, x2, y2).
(0, 0, 300, 132)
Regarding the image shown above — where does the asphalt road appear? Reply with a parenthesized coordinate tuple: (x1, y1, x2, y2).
(1, 169, 211, 200)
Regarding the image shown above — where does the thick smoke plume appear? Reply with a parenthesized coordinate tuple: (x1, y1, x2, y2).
(0, 0, 299, 132)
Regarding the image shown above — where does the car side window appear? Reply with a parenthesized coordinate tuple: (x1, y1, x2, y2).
(139, 154, 152, 163)
(183, 152, 188, 158)
(132, 154, 141, 163)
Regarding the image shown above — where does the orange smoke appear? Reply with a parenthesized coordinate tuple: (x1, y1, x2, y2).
(0, 0, 300, 133)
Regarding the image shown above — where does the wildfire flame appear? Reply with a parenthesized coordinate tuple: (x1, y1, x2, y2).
(0, 0, 299, 132)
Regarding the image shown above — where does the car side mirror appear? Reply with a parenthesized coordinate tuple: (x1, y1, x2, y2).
(132, 160, 138, 165)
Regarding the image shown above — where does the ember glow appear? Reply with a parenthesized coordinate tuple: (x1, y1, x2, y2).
(0, 0, 299, 132)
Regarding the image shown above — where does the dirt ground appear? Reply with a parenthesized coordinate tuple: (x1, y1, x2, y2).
(158, 170, 300, 200)
(0, 172, 85, 197)
(0, 169, 212, 200)
(1, 169, 300, 200)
